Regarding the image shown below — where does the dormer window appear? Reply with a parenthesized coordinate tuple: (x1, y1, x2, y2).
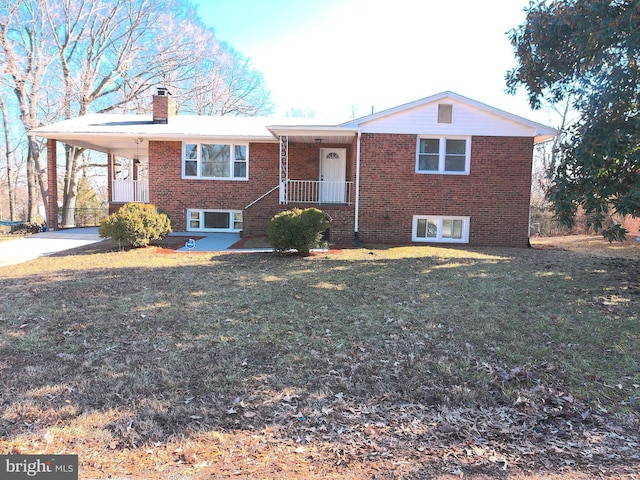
(438, 104, 453, 123)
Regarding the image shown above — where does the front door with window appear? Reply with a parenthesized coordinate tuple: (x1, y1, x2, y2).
(320, 148, 346, 203)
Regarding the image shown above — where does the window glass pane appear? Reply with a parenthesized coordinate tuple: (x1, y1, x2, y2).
(185, 144, 198, 159)
(233, 211, 243, 230)
(427, 219, 438, 237)
(446, 139, 466, 155)
(201, 144, 230, 177)
(234, 162, 247, 178)
(234, 145, 247, 161)
(417, 218, 427, 237)
(445, 155, 466, 172)
(442, 219, 452, 238)
(420, 139, 439, 154)
(185, 160, 197, 176)
(204, 211, 230, 229)
(189, 211, 200, 229)
(452, 219, 463, 238)
(419, 154, 439, 171)
(233, 145, 247, 178)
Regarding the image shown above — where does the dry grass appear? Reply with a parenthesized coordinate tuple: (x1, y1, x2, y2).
(0, 236, 638, 479)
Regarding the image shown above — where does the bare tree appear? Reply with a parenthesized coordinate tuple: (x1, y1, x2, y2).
(0, 1, 56, 222)
(178, 35, 273, 116)
(0, 96, 17, 221)
(1, 0, 273, 226)
(42, 0, 201, 226)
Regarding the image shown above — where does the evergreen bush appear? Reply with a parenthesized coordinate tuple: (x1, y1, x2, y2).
(268, 208, 329, 254)
(99, 203, 171, 247)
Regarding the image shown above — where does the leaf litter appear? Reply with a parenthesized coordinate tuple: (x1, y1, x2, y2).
(0, 236, 638, 478)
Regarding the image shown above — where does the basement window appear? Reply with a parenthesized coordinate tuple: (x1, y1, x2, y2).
(412, 215, 469, 243)
(187, 209, 243, 232)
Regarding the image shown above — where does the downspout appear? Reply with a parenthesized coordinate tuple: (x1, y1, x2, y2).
(354, 130, 361, 246)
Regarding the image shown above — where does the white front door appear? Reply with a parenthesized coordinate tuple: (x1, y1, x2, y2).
(320, 148, 346, 203)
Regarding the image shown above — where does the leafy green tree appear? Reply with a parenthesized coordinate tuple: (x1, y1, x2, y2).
(506, 0, 640, 240)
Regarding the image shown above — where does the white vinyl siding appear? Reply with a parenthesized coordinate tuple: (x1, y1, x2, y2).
(412, 215, 470, 243)
(183, 143, 248, 180)
(349, 98, 543, 137)
(417, 137, 470, 174)
(187, 209, 243, 232)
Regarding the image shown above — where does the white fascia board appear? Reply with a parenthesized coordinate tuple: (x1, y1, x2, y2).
(266, 125, 358, 138)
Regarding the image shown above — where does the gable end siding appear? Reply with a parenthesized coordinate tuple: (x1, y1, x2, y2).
(357, 133, 534, 247)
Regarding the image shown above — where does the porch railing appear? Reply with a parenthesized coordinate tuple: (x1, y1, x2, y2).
(284, 180, 352, 205)
(112, 180, 149, 203)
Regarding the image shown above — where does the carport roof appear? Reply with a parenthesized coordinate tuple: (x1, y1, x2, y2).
(30, 113, 352, 160)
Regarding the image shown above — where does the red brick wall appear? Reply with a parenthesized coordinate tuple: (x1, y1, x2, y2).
(46, 139, 59, 229)
(144, 134, 532, 247)
(152, 95, 176, 123)
(243, 141, 356, 243)
(148, 141, 279, 231)
(146, 140, 356, 243)
(357, 134, 534, 247)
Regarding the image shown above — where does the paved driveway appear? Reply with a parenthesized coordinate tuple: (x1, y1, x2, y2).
(0, 227, 103, 268)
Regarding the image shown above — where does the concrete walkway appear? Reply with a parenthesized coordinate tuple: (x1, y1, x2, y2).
(174, 232, 241, 251)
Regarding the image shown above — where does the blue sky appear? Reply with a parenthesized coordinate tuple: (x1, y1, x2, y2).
(192, 0, 553, 125)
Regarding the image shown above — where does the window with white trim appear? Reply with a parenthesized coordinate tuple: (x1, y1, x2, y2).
(412, 215, 470, 243)
(187, 209, 243, 232)
(416, 137, 470, 174)
(183, 143, 248, 180)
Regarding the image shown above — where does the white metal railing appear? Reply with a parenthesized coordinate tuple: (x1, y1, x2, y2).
(112, 180, 149, 203)
(246, 184, 280, 209)
(285, 180, 352, 205)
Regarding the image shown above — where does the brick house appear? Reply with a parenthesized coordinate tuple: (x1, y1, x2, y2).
(33, 89, 557, 247)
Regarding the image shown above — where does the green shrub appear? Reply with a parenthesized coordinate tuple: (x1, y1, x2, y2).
(268, 208, 329, 254)
(99, 203, 171, 247)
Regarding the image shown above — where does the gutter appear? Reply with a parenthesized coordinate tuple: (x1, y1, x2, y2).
(354, 130, 361, 246)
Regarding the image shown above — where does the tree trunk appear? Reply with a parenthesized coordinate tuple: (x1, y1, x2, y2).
(26, 144, 39, 222)
(0, 99, 16, 220)
(61, 146, 83, 227)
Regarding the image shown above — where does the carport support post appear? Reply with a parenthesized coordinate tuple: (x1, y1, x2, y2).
(46, 139, 59, 229)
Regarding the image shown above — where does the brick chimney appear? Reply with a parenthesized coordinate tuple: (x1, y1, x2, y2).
(152, 87, 176, 124)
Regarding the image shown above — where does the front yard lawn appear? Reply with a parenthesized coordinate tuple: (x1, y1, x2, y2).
(0, 236, 638, 478)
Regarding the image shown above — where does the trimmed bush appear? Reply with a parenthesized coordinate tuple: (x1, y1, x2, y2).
(99, 203, 171, 247)
(268, 208, 330, 254)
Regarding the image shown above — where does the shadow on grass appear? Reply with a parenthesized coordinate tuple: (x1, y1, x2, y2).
(0, 248, 638, 478)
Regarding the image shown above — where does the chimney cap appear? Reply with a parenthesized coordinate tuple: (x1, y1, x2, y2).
(156, 86, 171, 96)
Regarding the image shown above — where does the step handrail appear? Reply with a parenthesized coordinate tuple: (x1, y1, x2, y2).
(244, 184, 281, 209)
